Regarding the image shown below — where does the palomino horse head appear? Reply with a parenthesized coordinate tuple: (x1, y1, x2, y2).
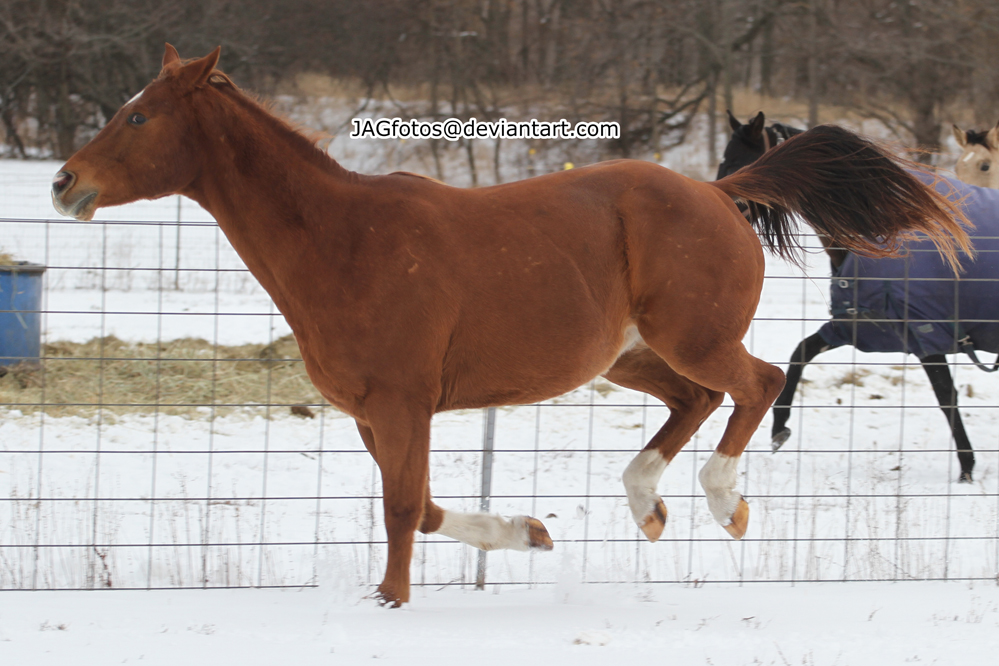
(952, 121, 999, 189)
(52, 44, 221, 220)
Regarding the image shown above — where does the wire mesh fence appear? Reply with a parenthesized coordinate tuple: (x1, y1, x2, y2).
(1, 215, 998, 592)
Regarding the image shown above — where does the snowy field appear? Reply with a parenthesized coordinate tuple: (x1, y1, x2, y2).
(2, 135, 999, 663)
(2, 583, 998, 665)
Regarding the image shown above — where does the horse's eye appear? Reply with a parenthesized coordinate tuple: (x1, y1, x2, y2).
(981, 162, 991, 172)
(127, 113, 147, 126)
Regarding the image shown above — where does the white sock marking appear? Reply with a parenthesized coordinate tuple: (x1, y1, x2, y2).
(622, 448, 668, 525)
(432, 511, 533, 551)
(698, 452, 742, 526)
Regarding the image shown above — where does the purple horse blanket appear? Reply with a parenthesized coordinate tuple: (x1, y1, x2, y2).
(819, 175, 999, 360)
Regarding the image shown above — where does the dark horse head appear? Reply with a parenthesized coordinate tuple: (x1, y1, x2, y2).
(716, 111, 804, 179)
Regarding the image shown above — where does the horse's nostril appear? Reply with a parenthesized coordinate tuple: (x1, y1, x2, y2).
(52, 171, 75, 196)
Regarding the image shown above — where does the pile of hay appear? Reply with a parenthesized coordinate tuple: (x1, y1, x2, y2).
(0, 334, 326, 418)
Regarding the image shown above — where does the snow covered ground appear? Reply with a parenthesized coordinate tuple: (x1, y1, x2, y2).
(1, 130, 998, 663)
(2, 583, 998, 665)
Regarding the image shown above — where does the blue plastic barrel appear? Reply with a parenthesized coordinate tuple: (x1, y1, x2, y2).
(0, 262, 46, 368)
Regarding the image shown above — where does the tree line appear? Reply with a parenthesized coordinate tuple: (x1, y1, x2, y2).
(2, 0, 997, 165)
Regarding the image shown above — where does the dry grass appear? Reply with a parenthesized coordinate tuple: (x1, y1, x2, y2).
(835, 369, 871, 388)
(0, 249, 17, 265)
(0, 334, 325, 418)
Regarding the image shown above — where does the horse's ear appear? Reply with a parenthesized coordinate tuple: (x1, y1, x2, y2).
(175, 46, 222, 89)
(162, 43, 181, 68)
(952, 124, 968, 148)
(988, 121, 999, 151)
(727, 109, 742, 132)
(747, 111, 766, 137)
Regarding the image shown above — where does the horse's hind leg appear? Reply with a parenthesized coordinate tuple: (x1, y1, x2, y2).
(636, 322, 785, 540)
(921, 355, 975, 483)
(771, 332, 833, 451)
(603, 344, 723, 541)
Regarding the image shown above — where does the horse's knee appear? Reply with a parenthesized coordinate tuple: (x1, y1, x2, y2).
(382, 486, 426, 534)
(384, 504, 422, 533)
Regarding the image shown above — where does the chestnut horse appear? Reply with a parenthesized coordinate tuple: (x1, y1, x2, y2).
(53, 47, 969, 606)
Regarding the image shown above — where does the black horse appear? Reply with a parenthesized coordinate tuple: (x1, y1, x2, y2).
(720, 111, 999, 484)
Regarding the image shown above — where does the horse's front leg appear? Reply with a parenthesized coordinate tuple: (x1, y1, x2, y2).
(360, 394, 434, 608)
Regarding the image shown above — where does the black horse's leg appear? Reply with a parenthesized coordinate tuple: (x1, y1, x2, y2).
(771, 332, 833, 451)
(921, 355, 975, 483)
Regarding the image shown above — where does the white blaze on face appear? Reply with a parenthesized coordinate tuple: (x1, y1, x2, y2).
(126, 88, 146, 106)
(962, 151, 977, 163)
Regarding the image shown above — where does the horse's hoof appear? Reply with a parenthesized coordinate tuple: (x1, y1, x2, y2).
(958, 472, 973, 484)
(524, 517, 554, 551)
(370, 585, 405, 608)
(637, 498, 668, 542)
(771, 428, 791, 452)
(722, 498, 750, 540)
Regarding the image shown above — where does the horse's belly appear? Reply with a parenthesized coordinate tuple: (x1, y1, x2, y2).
(438, 319, 636, 411)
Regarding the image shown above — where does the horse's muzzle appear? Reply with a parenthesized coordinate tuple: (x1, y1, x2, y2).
(52, 170, 74, 195)
(51, 170, 98, 221)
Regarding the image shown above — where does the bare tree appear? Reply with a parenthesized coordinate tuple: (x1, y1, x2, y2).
(2, 0, 995, 166)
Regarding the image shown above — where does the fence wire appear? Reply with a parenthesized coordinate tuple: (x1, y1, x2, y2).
(1, 216, 997, 592)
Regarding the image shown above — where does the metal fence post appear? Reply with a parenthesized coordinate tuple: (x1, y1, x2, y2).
(174, 196, 182, 290)
(475, 407, 496, 590)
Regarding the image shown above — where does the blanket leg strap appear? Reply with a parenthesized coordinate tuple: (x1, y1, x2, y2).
(959, 337, 999, 373)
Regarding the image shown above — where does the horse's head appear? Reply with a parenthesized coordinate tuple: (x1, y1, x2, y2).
(52, 45, 222, 220)
(716, 110, 767, 180)
(952, 122, 999, 189)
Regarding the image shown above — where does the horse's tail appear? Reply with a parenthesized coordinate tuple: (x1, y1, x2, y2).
(711, 125, 973, 272)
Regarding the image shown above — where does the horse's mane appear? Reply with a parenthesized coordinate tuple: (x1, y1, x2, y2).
(770, 122, 803, 140)
(734, 121, 803, 147)
(964, 129, 990, 148)
(199, 71, 346, 176)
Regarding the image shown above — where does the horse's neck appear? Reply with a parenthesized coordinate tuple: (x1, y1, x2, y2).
(191, 101, 352, 214)
(183, 95, 357, 312)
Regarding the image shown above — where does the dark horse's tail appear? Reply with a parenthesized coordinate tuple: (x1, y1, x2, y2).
(711, 125, 972, 272)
